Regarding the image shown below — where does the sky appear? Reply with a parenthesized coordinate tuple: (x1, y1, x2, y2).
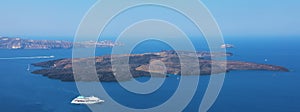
(0, 0, 299, 39)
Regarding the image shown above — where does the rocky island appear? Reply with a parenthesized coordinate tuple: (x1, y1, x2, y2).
(32, 50, 289, 82)
(0, 37, 121, 49)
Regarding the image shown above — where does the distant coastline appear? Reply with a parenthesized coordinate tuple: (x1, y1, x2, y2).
(0, 37, 122, 49)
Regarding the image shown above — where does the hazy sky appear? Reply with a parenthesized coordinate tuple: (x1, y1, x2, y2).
(0, 0, 299, 38)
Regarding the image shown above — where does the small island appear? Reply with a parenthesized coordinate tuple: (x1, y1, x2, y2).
(31, 50, 289, 82)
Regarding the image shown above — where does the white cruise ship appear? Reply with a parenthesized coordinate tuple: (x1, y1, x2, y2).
(71, 96, 104, 104)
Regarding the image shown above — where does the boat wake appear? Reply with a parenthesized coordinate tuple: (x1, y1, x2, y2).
(0, 55, 55, 60)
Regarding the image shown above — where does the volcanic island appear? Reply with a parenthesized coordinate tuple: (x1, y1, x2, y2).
(31, 50, 289, 82)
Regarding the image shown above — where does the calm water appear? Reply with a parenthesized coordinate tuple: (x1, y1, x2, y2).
(0, 37, 299, 112)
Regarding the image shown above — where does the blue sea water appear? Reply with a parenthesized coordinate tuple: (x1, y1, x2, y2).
(0, 37, 299, 112)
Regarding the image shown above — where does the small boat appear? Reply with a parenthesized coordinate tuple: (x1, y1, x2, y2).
(71, 96, 104, 104)
(221, 44, 234, 48)
(27, 64, 30, 71)
(264, 59, 268, 62)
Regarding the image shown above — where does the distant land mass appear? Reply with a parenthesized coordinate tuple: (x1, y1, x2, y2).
(32, 50, 289, 82)
(0, 37, 122, 49)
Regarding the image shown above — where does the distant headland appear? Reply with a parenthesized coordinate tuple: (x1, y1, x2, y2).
(0, 37, 122, 49)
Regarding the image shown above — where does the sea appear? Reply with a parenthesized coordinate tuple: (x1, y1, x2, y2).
(0, 37, 299, 112)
